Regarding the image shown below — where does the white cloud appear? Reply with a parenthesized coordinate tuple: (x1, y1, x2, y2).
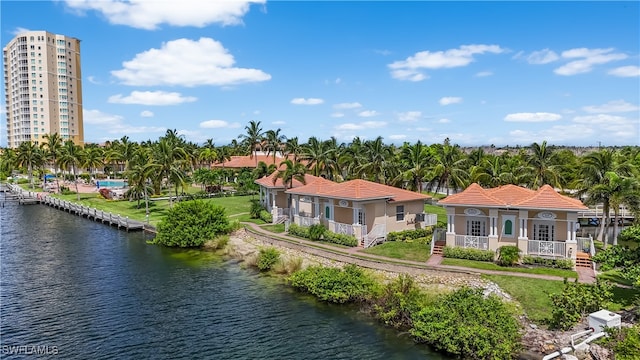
(375, 49, 392, 56)
(608, 65, 640, 77)
(200, 120, 241, 129)
(140, 110, 154, 118)
(111, 37, 271, 87)
(83, 109, 166, 135)
(253, 110, 261, 115)
(335, 78, 342, 84)
(508, 125, 595, 144)
(416, 127, 431, 132)
(572, 114, 638, 139)
(11, 27, 30, 36)
(358, 110, 379, 117)
(86, 76, 101, 85)
(475, 71, 493, 77)
(583, 100, 639, 113)
(504, 112, 562, 122)
(335, 121, 387, 131)
(397, 111, 422, 122)
(63, 0, 264, 30)
(554, 48, 627, 76)
(438, 118, 451, 124)
(526, 49, 559, 64)
(333, 102, 362, 109)
(331, 112, 345, 118)
(108, 91, 197, 105)
(291, 98, 324, 105)
(389, 134, 407, 140)
(439, 97, 463, 106)
(272, 120, 286, 125)
(389, 44, 504, 81)
(176, 129, 210, 144)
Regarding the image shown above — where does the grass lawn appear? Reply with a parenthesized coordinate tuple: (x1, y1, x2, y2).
(598, 269, 635, 287)
(261, 223, 285, 233)
(361, 241, 430, 262)
(484, 275, 640, 324)
(48, 192, 254, 226)
(441, 258, 578, 278)
(424, 204, 446, 224)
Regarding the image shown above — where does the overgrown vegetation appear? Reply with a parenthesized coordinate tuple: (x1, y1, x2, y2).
(601, 324, 640, 359)
(549, 279, 613, 330)
(593, 225, 640, 288)
(443, 246, 495, 262)
(371, 274, 425, 329)
(411, 287, 521, 360)
(272, 257, 303, 275)
(256, 247, 280, 271)
(288, 264, 377, 303)
(154, 200, 231, 247)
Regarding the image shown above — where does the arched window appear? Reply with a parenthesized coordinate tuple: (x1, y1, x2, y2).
(325, 206, 330, 219)
(504, 219, 513, 235)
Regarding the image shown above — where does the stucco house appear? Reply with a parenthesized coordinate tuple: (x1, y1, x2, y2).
(255, 172, 437, 247)
(437, 183, 593, 267)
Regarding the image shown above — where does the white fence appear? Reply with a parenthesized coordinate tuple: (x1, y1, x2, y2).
(454, 235, 489, 250)
(527, 240, 567, 258)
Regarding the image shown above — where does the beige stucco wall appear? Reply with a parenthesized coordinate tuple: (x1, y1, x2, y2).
(383, 200, 426, 233)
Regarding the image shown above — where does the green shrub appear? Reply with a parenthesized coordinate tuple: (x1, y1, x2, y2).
(288, 223, 309, 238)
(288, 264, 376, 303)
(273, 257, 303, 275)
(601, 324, 640, 359)
(411, 287, 521, 359)
(549, 279, 613, 330)
(249, 200, 263, 219)
(308, 224, 326, 241)
(497, 246, 521, 266)
(154, 200, 230, 247)
(372, 274, 425, 329)
(387, 228, 433, 242)
(443, 246, 495, 262)
(17, 178, 28, 184)
(287, 223, 357, 247)
(323, 231, 358, 247)
(256, 247, 280, 272)
(521, 256, 574, 270)
(618, 225, 640, 243)
(259, 209, 273, 223)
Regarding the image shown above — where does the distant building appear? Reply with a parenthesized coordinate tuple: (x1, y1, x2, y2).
(3, 31, 84, 148)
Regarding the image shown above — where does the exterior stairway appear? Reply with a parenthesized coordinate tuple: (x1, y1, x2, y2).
(432, 241, 445, 255)
(575, 252, 592, 268)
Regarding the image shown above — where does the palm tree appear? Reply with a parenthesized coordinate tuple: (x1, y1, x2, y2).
(284, 137, 303, 163)
(605, 172, 640, 245)
(42, 133, 63, 192)
(254, 161, 276, 179)
(125, 150, 159, 212)
(264, 128, 286, 164)
(82, 146, 104, 180)
(238, 120, 264, 166)
(58, 140, 84, 201)
(395, 140, 431, 192)
(426, 139, 468, 195)
(273, 159, 307, 211)
(356, 136, 393, 184)
(15, 141, 44, 189)
(152, 138, 188, 204)
(526, 141, 560, 189)
(0, 148, 17, 178)
(302, 136, 328, 177)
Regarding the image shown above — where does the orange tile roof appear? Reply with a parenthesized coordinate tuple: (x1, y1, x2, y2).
(286, 178, 431, 202)
(439, 183, 588, 210)
(254, 172, 327, 189)
(213, 154, 302, 169)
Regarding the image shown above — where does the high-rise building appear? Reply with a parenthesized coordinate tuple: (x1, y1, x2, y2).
(3, 31, 84, 148)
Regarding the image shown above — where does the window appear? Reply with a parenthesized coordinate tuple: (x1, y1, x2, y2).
(325, 206, 330, 219)
(396, 205, 404, 221)
(466, 218, 486, 237)
(357, 209, 366, 226)
(504, 220, 513, 236)
(502, 215, 516, 237)
(533, 223, 555, 242)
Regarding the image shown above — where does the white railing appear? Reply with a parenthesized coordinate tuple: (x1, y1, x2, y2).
(296, 215, 320, 227)
(422, 213, 438, 226)
(577, 236, 592, 253)
(276, 208, 290, 217)
(527, 240, 567, 258)
(454, 235, 489, 250)
(328, 220, 354, 236)
(578, 205, 633, 218)
(364, 224, 386, 248)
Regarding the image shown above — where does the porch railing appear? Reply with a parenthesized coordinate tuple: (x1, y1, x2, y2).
(422, 213, 438, 226)
(328, 220, 354, 236)
(576, 236, 593, 254)
(296, 215, 319, 227)
(527, 240, 567, 258)
(364, 224, 387, 248)
(454, 235, 489, 250)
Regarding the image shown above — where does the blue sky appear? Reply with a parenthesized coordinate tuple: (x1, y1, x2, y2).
(1, 1, 639, 147)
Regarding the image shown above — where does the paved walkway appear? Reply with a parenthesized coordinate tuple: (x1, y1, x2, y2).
(244, 223, 596, 283)
(577, 266, 597, 284)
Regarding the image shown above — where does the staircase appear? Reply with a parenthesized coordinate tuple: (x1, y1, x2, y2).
(432, 241, 445, 255)
(575, 252, 592, 268)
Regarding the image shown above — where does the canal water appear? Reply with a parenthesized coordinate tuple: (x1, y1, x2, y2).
(0, 199, 443, 359)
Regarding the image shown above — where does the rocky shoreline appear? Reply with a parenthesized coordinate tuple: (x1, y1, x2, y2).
(223, 228, 626, 359)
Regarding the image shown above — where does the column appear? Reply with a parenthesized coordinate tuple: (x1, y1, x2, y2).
(488, 209, 499, 251)
(446, 207, 456, 234)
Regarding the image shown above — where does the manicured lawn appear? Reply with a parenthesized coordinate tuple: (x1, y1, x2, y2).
(424, 204, 446, 224)
(362, 241, 430, 262)
(484, 275, 640, 324)
(442, 258, 578, 278)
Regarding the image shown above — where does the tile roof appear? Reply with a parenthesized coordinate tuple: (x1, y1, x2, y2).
(286, 178, 431, 202)
(213, 154, 301, 169)
(254, 172, 327, 189)
(438, 183, 588, 210)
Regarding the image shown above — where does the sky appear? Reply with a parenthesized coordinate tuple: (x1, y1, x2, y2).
(1, 1, 639, 147)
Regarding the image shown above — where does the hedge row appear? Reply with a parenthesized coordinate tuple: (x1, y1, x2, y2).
(442, 246, 495, 262)
(521, 255, 574, 270)
(288, 223, 358, 247)
(387, 228, 433, 242)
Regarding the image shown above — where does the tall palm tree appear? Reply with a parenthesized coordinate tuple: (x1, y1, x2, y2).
(395, 140, 431, 192)
(526, 141, 560, 189)
(238, 120, 264, 166)
(427, 140, 468, 195)
(82, 146, 104, 180)
(302, 136, 328, 177)
(264, 128, 286, 164)
(273, 159, 307, 211)
(58, 140, 84, 201)
(605, 172, 640, 245)
(0, 148, 17, 178)
(42, 133, 64, 192)
(284, 137, 303, 163)
(356, 136, 393, 184)
(15, 141, 44, 189)
(125, 149, 159, 212)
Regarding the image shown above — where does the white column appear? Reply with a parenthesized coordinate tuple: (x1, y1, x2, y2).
(314, 197, 320, 218)
(446, 208, 456, 234)
(518, 210, 529, 239)
(353, 206, 358, 224)
(489, 209, 498, 236)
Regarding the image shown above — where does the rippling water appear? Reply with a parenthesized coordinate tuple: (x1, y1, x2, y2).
(1, 198, 444, 359)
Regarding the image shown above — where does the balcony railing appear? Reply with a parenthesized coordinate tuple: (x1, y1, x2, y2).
(328, 220, 354, 236)
(576, 236, 593, 254)
(527, 240, 567, 258)
(454, 235, 489, 250)
(295, 215, 319, 227)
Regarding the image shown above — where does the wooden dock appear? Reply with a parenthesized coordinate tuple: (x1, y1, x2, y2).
(3, 183, 145, 231)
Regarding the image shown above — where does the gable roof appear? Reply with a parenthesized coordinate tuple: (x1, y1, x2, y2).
(439, 183, 588, 211)
(286, 178, 431, 202)
(214, 154, 301, 169)
(254, 172, 328, 189)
